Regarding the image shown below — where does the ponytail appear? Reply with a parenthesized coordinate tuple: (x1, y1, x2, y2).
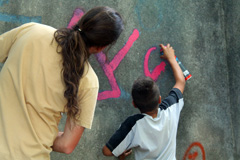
(54, 6, 124, 121)
(54, 28, 88, 120)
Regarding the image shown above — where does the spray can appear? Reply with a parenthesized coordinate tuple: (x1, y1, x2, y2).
(160, 48, 192, 81)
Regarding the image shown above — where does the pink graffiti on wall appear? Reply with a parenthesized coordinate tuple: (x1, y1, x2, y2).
(144, 47, 166, 81)
(68, 8, 165, 100)
(95, 29, 139, 100)
(67, 8, 84, 29)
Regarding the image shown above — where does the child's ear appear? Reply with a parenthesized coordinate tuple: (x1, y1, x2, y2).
(96, 46, 106, 52)
(89, 46, 106, 54)
(132, 101, 137, 108)
(158, 96, 162, 104)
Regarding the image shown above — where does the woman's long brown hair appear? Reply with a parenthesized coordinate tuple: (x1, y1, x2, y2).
(54, 6, 124, 121)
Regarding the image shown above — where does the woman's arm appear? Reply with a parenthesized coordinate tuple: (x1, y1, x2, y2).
(52, 116, 85, 154)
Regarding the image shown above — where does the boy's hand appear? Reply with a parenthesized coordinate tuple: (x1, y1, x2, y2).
(118, 149, 132, 160)
(159, 44, 175, 62)
(160, 44, 185, 93)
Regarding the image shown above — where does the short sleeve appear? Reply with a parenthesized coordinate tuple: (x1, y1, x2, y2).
(159, 88, 184, 110)
(159, 88, 184, 126)
(72, 62, 99, 129)
(75, 87, 99, 129)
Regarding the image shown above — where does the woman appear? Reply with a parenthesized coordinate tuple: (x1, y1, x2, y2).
(0, 6, 124, 160)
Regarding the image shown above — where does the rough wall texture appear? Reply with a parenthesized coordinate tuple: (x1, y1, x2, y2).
(0, 0, 239, 159)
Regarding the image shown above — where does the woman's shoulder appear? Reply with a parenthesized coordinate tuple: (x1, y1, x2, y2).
(29, 22, 57, 34)
(18, 22, 56, 31)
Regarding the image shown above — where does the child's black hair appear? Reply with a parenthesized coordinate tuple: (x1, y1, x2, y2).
(131, 76, 160, 113)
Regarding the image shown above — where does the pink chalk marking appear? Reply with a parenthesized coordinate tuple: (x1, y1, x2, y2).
(67, 8, 85, 29)
(67, 8, 140, 100)
(96, 29, 140, 100)
(67, 8, 166, 100)
(144, 47, 166, 81)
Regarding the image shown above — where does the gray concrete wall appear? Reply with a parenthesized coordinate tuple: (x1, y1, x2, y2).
(0, 0, 239, 159)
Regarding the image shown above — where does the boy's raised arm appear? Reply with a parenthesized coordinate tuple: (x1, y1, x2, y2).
(160, 44, 186, 93)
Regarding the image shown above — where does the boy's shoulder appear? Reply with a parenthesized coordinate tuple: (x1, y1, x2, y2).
(120, 114, 145, 130)
(159, 88, 183, 110)
(125, 113, 145, 122)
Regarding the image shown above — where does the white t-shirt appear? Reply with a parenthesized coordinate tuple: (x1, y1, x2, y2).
(106, 88, 184, 160)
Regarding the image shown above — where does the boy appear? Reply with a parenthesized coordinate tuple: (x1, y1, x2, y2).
(102, 44, 186, 160)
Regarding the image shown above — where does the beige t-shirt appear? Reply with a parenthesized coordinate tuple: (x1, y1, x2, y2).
(0, 23, 99, 160)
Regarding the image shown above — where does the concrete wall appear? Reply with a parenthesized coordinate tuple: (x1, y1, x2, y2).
(0, 0, 239, 159)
